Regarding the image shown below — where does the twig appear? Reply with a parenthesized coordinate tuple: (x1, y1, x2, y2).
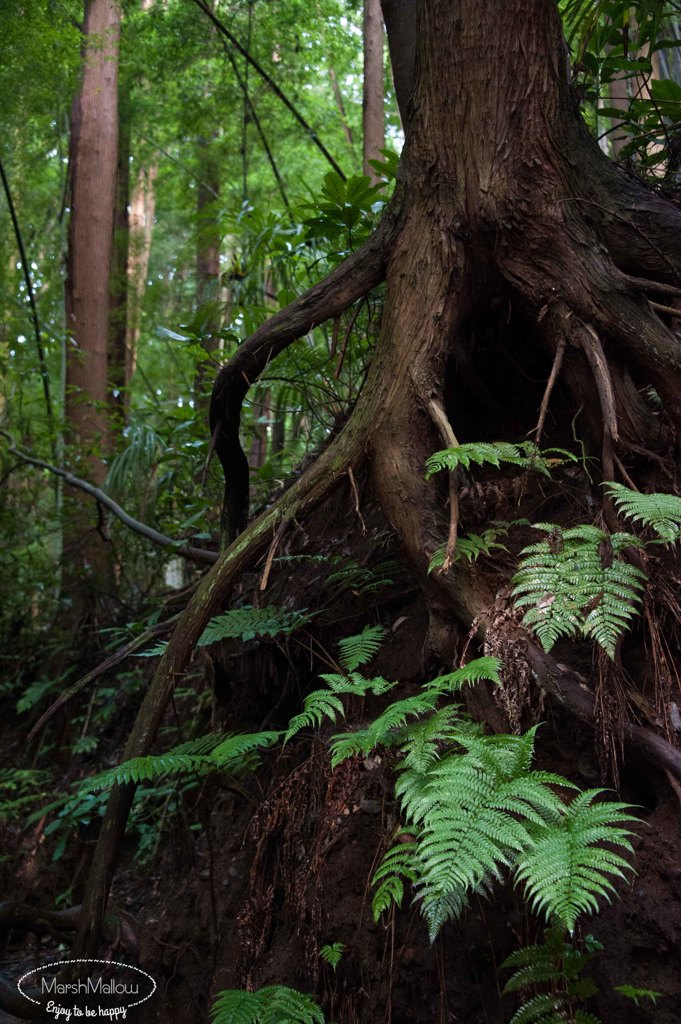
(579, 325, 618, 527)
(0, 432, 217, 566)
(534, 336, 566, 443)
(27, 614, 181, 742)
(259, 518, 288, 591)
(0, 155, 56, 457)
(623, 274, 681, 299)
(221, 41, 292, 219)
(334, 299, 364, 378)
(189, 0, 345, 180)
(650, 299, 681, 318)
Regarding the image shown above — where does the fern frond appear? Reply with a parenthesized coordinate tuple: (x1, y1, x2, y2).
(198, 606, 312, 646)
(512, 523, 646, 657)
(425, 657, 502, 696)
(284, 672, 395, 743)
(211, 985, 324, 1024)
(80, 731, 280, 792)
(606, 481, 681, 542)
(514, 790, 637, 933)
(371, 837, 417, 920)
(319, 942, 345, 970)
(508, 992, 565, 1024)
(425, 441, 576, 479)
(338, 625, 386, 671)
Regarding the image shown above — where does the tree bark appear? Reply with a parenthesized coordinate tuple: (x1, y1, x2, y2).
(363, 0, 385, 181)
(63, 0, 121, 613)
(65, 0, 121, 480)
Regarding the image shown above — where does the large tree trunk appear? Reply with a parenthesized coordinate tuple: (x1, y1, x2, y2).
(73, 0, 681, 962)
(63, 0, 121, 615)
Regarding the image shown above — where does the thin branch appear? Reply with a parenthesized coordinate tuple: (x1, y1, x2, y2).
(622, 274, 681, 298)
(0, 155, 56, 457)
(222, 41, 292, 218)
(0, 433, 218, 566)
(650, 299, 681, 318)
(189, 0, 346, 180)
(27, 615, 181, 741)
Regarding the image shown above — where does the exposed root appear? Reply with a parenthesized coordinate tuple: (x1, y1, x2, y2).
(534, 335, 566, 443)
(426, 396, 460, 571)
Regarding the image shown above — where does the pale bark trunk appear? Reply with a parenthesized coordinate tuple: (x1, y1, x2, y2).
(363, 0, 385, 180)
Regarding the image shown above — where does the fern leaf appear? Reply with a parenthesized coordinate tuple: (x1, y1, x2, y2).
(514, 790, 637, 933)
(425, 441, 575, 480)
(338, 625, 385, 671)
(210, 988, 260, 1024)
(606, 481, 681, 542)
(198, 606, 311, 646)
(425, 657, 502, 696)
(512, 523, 646, 658)
(80, 731, 279, 792)
(211, 986, 324, 1024)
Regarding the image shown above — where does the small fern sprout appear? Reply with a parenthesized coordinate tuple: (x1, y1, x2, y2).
(319, 942, 346, 971)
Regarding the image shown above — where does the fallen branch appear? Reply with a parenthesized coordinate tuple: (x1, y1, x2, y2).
(0, 434, 217, 566)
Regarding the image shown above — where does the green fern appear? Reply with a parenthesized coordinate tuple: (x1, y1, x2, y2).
(512, 524, 646, 657)
(211, 985, 324, 1024)
(373, 718, 637, 942)
(198, 606, 312, 645)
(503, 928, 602, 1024)
(284, 671, 395, 743)
(429, 526, 509, 572)
(137, 605, 312, 657)
(425, 441, 575, 479)
(319, 942, 345, 971)
(338, 625, 386, 671)
(79, 731, 280, 792)
(326, 558, 397, 594)
(514, 789, 637, 933)
(606, 481, 681, 542)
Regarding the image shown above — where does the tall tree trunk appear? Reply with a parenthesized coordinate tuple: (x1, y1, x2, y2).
(363, 0, 385, 181)
(125, 162, 156, 387)
(108, 86, 130, 422)
(63, 0, 121, 618)
(65, 0, 121, 480)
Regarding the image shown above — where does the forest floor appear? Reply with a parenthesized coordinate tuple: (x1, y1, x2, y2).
(3, 480, 681, 1023)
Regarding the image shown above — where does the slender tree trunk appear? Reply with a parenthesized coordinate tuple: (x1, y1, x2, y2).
(194, 136, 222, 408)
(363, 0, 385, 180)
(124, 162, 156, 386)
